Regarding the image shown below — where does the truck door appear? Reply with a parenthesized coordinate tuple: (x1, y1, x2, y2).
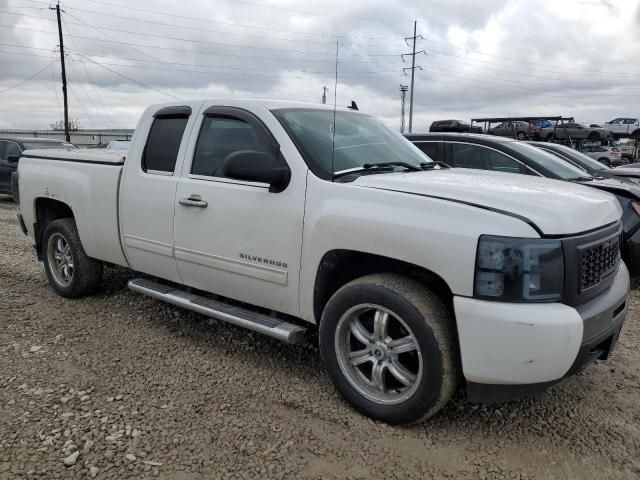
(173, 105, 305, 317)
(119, 105, 196, 283)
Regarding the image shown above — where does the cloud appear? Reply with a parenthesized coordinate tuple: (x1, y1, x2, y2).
(0, 0, 639, 130)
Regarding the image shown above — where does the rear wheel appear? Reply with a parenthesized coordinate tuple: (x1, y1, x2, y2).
(598, 157, 611, 167)
(43, 218, 103, 298)
(319, 274, 459, 424)
(516, 131, 526, 140)
(588, 132, 600, 142)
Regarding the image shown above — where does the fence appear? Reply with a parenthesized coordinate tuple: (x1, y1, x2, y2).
(0, 129, 134, 147)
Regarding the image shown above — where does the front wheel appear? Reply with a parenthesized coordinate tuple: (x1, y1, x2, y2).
(43, 218, 103, 298)
(319, 274, 459, 424)
(598, 157, 611, 167)
(516, 131, 526, 140)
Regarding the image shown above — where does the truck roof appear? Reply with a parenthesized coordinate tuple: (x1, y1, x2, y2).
(148, 99, 355, 113)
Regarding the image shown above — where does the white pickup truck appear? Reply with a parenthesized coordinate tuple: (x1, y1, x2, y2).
(603, 117, 640, 139)
(15, 100, 630, 424)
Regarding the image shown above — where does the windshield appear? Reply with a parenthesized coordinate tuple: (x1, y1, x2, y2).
(542, 144, 608, 171)
(272, 108, 431, 178)
(22, 141, 77, 151)
(507, 142, 593, 181)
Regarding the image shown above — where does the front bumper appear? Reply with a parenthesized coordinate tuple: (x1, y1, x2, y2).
(454, 263, 629, 403)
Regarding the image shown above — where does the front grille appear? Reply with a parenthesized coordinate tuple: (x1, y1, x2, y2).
(580, 236, 620, 291)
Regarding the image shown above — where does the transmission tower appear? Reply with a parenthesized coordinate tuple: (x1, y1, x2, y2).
(402, 21, 425, 133)
(400, 85, 408, 133)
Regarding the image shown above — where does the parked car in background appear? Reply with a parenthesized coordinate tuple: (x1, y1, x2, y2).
(106, 140, 131, 151)
(531, 119, 556, 129)
(543, 122, 612, 142)
(604, 118, 640, 139)
(580, 145, 624, 167)
(429, 120, 482, 133)
(0, 137, 77, 197)
(488, 121, 541, 140)
(13, 100, 630, 424)
(406, 132, 640, 274)
(527, 141, 640, 184)
(617, 142, 638, 162)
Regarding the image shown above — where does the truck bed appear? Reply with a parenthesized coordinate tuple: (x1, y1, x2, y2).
(18, 149, 129, 267)
(21, 149, 126, 165)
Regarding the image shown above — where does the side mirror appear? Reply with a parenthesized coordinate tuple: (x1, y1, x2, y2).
(222, 150, 290, 192)
(6, 154, 20, 163)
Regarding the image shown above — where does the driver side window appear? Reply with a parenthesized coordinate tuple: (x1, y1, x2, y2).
(191, 116, 272, 178)
(5, 142, 21, 159)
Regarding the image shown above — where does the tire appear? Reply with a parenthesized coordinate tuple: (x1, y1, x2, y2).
(598, 157, 611, 167)
(516, 131, 526, 140)
(588, 132, 600, 142)
(42, 218, 103, 298)
(319, 273, 459, 425)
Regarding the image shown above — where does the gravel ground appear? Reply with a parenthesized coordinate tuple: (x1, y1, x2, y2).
(1, 197, 639, 480)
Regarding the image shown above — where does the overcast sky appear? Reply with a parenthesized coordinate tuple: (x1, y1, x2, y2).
(1, 0, 639, 131)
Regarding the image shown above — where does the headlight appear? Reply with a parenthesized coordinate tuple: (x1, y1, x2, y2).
(475, 235, 564, 302)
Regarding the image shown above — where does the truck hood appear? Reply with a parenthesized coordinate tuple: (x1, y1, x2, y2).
(354, 169, 622, 236)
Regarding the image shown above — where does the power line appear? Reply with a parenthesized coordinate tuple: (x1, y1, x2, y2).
(0, 10, 401, 56)
(428, 49, 640, 79)
(73, 53, 182, 100)
(67, 51, 399, 75)
(60, 0, 411, 24)
(0, 24, 400, 64)
(70, 55, 399, 79)
(62, 15, 114, 128)
(423, 37, 640, 77)
(0, 61, 54, 94)
(0, 48, 58, 59)
(17, 0, 400, 38)
(58, 5, 405, 47)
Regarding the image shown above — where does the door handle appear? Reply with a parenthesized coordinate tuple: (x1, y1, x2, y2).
(179, 195, 208, 208)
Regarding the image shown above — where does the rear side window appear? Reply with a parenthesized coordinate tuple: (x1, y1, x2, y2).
(414, 141, 438, 160)
(449, 143, 521, 173)
(142, 116, 189, 173)
(191, 116, 271, 177)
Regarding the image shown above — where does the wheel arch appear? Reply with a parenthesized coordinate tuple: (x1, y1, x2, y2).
(33, 197, 75, 259)
(313, 249, 454, 325)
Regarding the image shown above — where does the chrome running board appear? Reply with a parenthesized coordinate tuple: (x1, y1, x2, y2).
(128, 278, 306, 344)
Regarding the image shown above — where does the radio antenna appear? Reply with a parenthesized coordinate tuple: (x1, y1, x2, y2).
(331, 41, 339, 182)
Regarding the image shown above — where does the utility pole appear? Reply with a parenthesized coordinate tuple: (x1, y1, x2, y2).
(402, 21, 424, 133)
(322, 86, 327, 104)
(52, 1, 70, 142)
(399, 85, 408, 133)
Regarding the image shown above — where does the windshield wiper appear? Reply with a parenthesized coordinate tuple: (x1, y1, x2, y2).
(421, 161, 450, 169)
(570, 176, 595, 182)
(362, 161, 422, 171)
(333, 161, 421, 180)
